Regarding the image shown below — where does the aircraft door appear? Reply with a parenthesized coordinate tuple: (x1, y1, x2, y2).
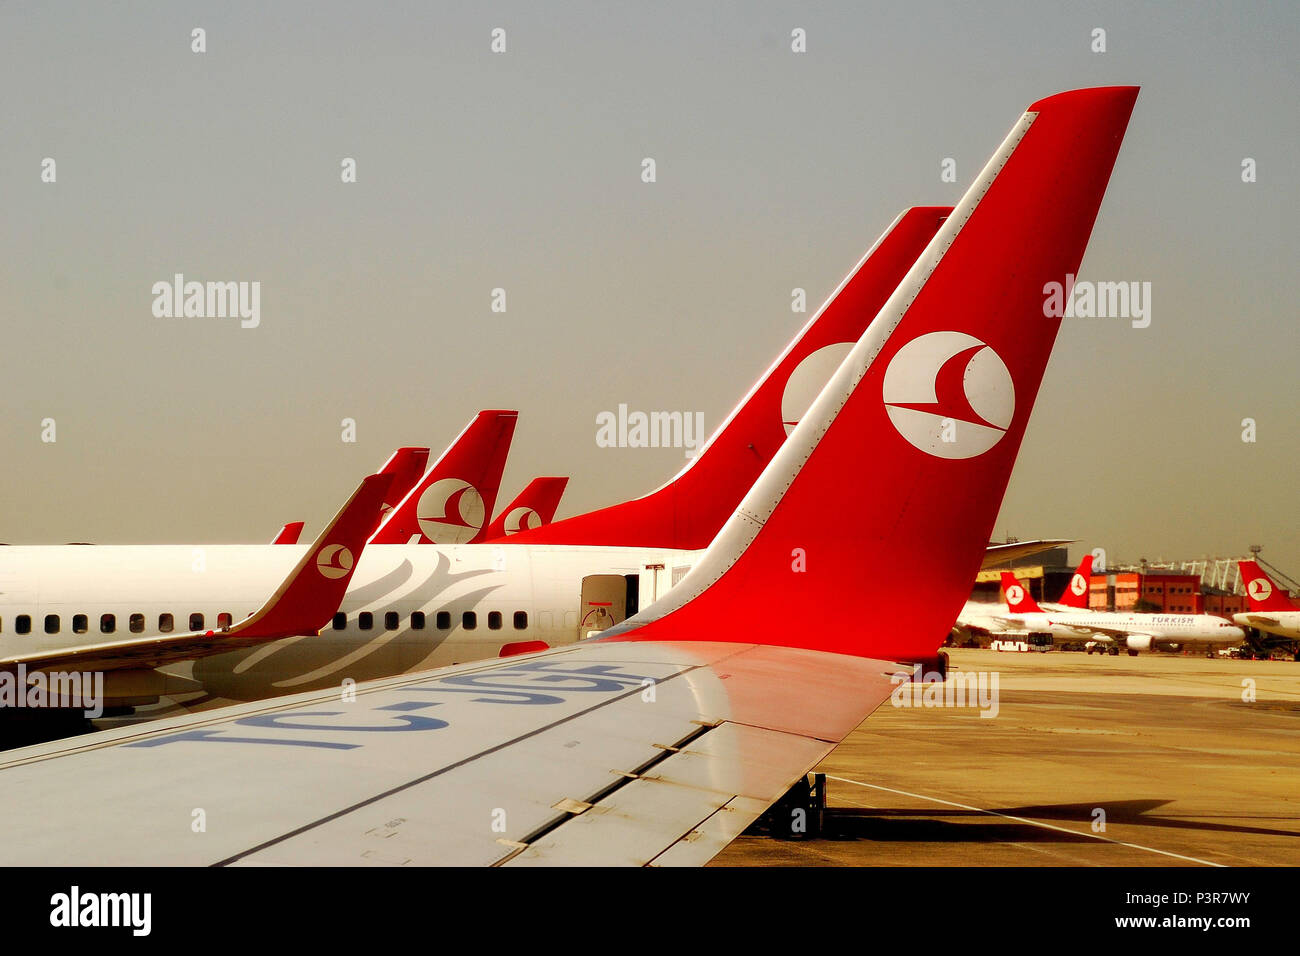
(578, 574, 630, 639)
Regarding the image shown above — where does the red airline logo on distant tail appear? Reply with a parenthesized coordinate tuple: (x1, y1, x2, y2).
(503, 506, 542, 535)
(1247, 577, 1273, 602)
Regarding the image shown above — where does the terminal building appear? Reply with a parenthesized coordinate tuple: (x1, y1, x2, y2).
(971, 544, 1250, 619)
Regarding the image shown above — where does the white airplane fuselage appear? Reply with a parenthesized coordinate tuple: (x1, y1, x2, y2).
(1232, 610, 1300, 641)
(1011, 610, 1244, 650)
(0, 543, 701, 701)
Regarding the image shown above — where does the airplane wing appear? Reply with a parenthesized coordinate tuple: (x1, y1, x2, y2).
(966, 616, 1027, 635)
(1238, 614, 1283, 629)
(980, 538, 1073, 569)
(0, 640, 908, 865)
(1051, 621, 1133, 641)
(0, 474, 393, 674)
(0, 86, 1138, 866)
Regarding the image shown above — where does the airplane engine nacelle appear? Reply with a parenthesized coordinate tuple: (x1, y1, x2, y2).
(1125, 635, 1154, 652)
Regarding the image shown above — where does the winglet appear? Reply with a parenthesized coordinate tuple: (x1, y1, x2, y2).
(1056, 554, 1094, 608)
(270, 521, 305, 545)
(230, 473, 393, 639)
(1001, 572, 1043, 614)
(1238, 561, 1296, 611)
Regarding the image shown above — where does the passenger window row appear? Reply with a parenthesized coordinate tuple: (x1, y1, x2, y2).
(2, 612, 234, 636)
(4, 609, 530, 637)
(330, 610, 529, 632)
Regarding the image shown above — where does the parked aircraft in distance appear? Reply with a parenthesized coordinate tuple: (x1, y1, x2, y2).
(998, 571, 1244, 655)
(1233, 560, 1300, 657)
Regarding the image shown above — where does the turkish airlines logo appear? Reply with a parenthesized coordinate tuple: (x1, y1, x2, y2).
(417, 478, 486, 544)
(503, 506, 542, 535)
(1071, 574, 1087, 596)
(316, 544, 354, 580)
(781, 343, 853, 436)
(1247, 577, 1273, 602)
(1005, 585, 1025, 606)
(882, 331, 1015, 459)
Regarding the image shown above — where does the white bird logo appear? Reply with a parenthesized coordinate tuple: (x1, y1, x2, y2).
(883, 331, 1014, 460)
(316, 544, 354, 580)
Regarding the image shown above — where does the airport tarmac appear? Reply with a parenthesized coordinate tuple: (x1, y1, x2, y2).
(714, 648, 1300, 866)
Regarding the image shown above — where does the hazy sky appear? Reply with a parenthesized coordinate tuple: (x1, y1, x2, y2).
(2, 2, 1296, 577)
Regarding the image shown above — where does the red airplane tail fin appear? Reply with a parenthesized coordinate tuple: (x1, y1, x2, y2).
(1001, 572, 1044, 614)
(1238, 561, 1296, 611)
(375, 446, 432, 516)
(270, 522, 304, 545)
(603, 87, 1137, 664)
(483, 477, 569, 540)
(370, 411, 517, 544)
(506, 206, 952, 550)
(1057, 553, 1095, 608)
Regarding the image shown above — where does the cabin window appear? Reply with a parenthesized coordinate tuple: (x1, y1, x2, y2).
(16, 615, 31, 635)
(462, 611, 477, 630)
(189, 613, 204, 631)
(101, 614, 116, 634)
(129, 613, 145, 633)
(436, 611, 451, 630)
(411, 611, 425, 630)
(385, 611, 399, 631)
(359, 612, 373, 631)
(513, 611, 528, 630)
(45, 614, 60, 634)
(332, 612, 347, 630)
(158, 613, 173, 633)
(73, 614, 89, 634)
(488, 611, 502, 630)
